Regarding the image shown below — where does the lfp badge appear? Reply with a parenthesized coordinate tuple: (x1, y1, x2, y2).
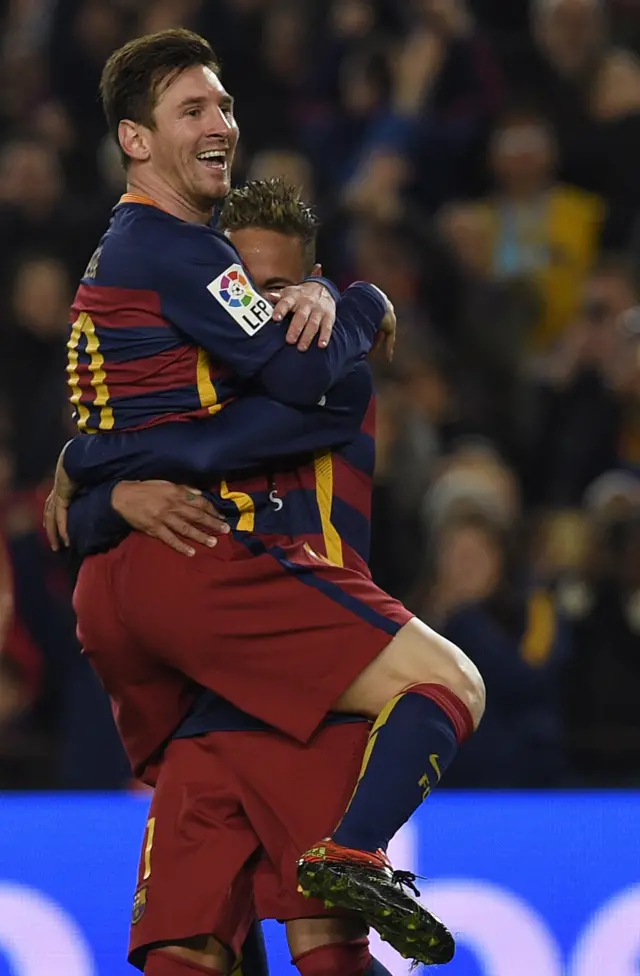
(208, 263, 272, 336)
(218, 267, 254, 308)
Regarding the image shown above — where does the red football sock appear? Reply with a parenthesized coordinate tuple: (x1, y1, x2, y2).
(293, 938, 371, 976)
(145, 948, 224, 975)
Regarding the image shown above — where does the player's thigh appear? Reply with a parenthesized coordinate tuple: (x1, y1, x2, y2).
(332, 616, 486, 724)
(129, 737, 259, 971)
(285, 916, 368, 959)
(109, 533, 396, 742)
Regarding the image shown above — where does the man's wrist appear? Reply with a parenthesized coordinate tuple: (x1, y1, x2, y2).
(301, 276, 340, 305)
(110, 481, 136, 518)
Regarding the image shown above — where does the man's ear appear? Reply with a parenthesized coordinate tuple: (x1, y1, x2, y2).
(118, 120, 151, 163)
(309, 263, 322, 277)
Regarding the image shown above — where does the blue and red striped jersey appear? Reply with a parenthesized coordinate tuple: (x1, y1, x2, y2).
(66, 195, 385, 562)
(67, 361, 377, 567)
(67, 194, 380, 432)
(68, 195, 271, 433)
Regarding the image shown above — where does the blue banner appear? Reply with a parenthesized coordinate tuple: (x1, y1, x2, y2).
(0, 792, 638, 975)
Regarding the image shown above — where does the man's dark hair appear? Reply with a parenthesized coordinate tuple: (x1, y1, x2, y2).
(100, 28, 218, 165)
(219, 178, 319, 269)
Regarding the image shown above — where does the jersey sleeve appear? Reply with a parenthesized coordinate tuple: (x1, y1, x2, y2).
(258, 281, 385, 404)
(64, 366, 372, 489)
(159, 233, 383, 404)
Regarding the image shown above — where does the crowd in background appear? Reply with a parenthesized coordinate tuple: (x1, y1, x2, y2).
(0, 0, 640, 790)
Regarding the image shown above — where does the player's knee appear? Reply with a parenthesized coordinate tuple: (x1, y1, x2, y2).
(292, 939, 372, 976)
(441, 649, 485, 730)
(390, 621, 486, 728)
(335, 619, 485, 728)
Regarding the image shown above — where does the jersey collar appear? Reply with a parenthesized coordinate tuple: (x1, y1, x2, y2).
(118, 192, 163, 209)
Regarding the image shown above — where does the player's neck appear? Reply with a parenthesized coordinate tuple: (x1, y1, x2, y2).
(126, 174, 213, 225)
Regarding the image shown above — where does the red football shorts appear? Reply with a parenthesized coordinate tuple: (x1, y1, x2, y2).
(75, 532, 412, 757)
(128, 721, 371, 970)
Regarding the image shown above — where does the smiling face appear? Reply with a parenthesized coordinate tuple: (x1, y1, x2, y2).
(229, 226, 318, 303)
(119, 64, 239, 215)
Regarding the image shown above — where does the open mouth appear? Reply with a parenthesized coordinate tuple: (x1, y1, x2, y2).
(196, 149, 228, 171)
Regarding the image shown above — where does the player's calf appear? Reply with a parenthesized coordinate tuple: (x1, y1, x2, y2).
(286, 915, 367, 961)
(145, 939, 232, 975)
(292, 938, 393, 976)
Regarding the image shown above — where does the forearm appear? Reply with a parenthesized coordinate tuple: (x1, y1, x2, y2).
(64, 366, 371, 488)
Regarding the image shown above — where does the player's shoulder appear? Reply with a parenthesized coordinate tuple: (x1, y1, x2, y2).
(115, 200, 238, 262)
(82, 200, 240, 292)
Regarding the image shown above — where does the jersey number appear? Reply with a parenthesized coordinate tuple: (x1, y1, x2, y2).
(67, 312, 114, 432)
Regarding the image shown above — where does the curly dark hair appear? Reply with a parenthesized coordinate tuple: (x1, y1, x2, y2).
(219, 178, 319, 269)
(100, 28, 218, 166)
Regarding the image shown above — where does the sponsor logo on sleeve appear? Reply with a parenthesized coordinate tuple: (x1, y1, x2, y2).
(207, 264, 272, 336)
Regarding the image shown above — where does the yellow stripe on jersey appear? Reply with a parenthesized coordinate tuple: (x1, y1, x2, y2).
(66, 313, 114, 431)
(220, 480, 255, 532)
(82, 313, 115, 430)
(142, 817, 156, 881)
(521, 589, 557, 666)
(196, 347, 222, 414)
(314, 451, 343, 567)
(67, 317, 91, 430)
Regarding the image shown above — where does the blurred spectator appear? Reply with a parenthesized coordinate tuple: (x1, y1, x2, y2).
(437, 201, 540, 465)
(422, 510, 569, 787)
(369, 341, 460, 600)
(530, 256, 638, 506)
(248, 149, 316, 203)
(502, 0, 607, 180)
(561, 489, 640, 783)
(49, 0, 127, 166)
(0, 256, 71, 486)
(303, 37, 394, 201)
(475, 108, 603, 350)
(422, 443, 521, 536)
(0, 138, 106, 284)
(502, 0, 640, 247)
(0, 530, 12, 652)
(377, 0, 504, 208)
(589, 49, 640, 247)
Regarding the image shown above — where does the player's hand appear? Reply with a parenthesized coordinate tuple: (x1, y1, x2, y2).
(272, 280, 336, 352)
(369, 286, 397, 362)
(111, 481, 230, 557)
(44, 443, 78, 551)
